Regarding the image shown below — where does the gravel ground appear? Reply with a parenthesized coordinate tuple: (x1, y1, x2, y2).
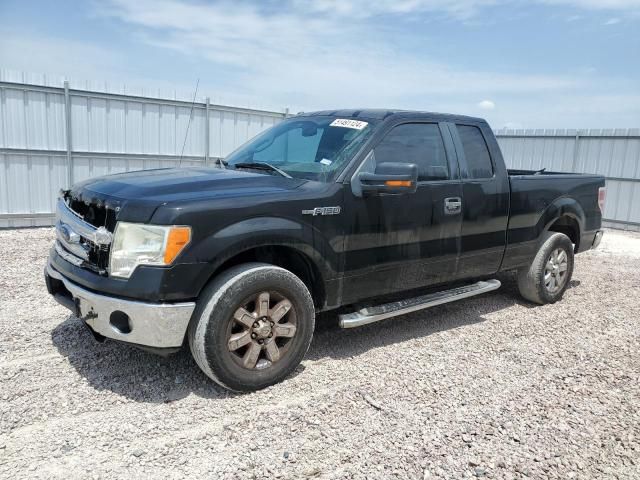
(0, 228, 639, 479)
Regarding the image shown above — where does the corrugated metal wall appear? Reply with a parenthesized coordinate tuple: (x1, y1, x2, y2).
(2, 72, 638, 230)
(496, 129, 640, 230)
(0, 73, 286, 227)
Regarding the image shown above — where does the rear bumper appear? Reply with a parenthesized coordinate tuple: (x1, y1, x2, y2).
(45, 262, 195, 349)
(577, 229, 604, 253)
(591, 230, 604, 249)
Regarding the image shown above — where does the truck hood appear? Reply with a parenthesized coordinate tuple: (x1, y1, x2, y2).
(68, 167, 306, 224)
(71, 167, 305, 205)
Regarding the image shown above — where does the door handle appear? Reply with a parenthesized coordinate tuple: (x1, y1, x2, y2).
(444, 197, 462, 215)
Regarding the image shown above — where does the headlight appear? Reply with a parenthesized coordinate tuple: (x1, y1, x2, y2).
(109, 222, 191, 278)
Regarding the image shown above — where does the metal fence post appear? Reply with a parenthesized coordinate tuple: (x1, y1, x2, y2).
(205, 97, 210, 166)
(572, 130, 581, 172)
(63, 80, 73, 187)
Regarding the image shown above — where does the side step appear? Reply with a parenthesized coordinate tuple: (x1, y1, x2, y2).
(338, 279, 501, 328)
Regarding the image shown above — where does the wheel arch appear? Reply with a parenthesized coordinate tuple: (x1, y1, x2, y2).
(205, 243, 328, 309)
(540, 197, 585, 252)
(547, 215, 581, 251)
(186, 216, 337, 309)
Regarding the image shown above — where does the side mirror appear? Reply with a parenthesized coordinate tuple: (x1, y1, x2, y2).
(358, 162, 418, 195)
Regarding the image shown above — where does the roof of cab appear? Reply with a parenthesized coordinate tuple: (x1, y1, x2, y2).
(296, 109, 485, 124)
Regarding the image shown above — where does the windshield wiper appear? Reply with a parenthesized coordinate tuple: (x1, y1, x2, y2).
(233, 162, 292, 179)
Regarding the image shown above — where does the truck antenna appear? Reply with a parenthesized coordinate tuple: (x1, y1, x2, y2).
(179, 78, 200, 168)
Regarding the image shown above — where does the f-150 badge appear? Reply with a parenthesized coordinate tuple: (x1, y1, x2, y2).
(302, 206, 341, 216)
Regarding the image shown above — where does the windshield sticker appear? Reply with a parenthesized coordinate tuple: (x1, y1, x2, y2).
(320, 158, 333, 166)
(330, 119, 368, 130)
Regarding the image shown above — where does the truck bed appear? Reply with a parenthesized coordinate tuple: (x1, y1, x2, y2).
(501, 169, 605, 271)
(508, 168, 585, 176)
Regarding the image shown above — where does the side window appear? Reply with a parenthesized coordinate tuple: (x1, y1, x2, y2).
(373, 123, 449, 181)
(457, 125, 493, 179)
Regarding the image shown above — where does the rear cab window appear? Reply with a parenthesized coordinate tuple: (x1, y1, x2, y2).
(456, 125, 494, 179)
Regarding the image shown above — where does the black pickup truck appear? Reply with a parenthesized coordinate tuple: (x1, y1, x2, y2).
(45, 110, 605, 391)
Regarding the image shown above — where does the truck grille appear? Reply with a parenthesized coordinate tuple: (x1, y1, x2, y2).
(55, 197, 114, 275)
(67, 197, 117, 232)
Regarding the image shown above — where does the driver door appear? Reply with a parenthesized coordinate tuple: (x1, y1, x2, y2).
(340, 121, 463, 305)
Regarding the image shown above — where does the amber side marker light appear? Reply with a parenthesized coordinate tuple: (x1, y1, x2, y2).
(385, 180, 413, 187)
(164, 227, 192, 264)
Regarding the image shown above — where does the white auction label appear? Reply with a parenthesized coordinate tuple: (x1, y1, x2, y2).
(330, 118, 369, 130)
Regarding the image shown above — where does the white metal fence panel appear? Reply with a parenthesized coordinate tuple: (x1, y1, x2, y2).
(2, 72, 638, 230)
(496, 129, 640, 230)
(0, 75, 287, 227)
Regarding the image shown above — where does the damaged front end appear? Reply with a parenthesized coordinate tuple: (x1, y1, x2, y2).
(55, 186, 160, 275)
(55, 190, 117, 275)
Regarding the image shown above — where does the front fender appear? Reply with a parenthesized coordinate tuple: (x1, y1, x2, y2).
(186, 216, 338, 286)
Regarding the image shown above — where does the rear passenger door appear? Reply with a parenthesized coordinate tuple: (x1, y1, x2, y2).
(449, 122, 509, 278)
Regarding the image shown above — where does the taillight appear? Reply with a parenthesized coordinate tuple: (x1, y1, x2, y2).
(598, 187, 606, 215)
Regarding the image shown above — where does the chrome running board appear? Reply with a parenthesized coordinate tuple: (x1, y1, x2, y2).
(338, 279, 501, 328)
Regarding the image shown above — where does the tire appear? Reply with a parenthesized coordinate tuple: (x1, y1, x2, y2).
(188, 262, 315, 392)
(517, 231, 575, 305)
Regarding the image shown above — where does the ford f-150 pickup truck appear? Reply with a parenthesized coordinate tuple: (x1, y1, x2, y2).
(45, 110, 606, 391)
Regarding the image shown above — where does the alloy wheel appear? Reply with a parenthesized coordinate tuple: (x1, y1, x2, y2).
(544, 248, 569, 294)
(226, 291, 298, 370)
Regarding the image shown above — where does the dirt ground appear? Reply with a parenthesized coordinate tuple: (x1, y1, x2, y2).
(0, 228, 639, 479)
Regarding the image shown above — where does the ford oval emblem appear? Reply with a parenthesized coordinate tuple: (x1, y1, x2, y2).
(59, 223, 80, 244)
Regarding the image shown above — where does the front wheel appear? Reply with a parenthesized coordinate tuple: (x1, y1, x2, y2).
(188, 263, 315, 392)
(517, 231, 575, 305)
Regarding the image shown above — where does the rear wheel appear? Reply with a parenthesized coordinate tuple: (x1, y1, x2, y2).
(517, 231, 574, 305)
(188, 263, 315, 392)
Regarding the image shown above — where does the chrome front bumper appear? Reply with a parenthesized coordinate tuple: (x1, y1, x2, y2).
(46, 262, 196, 349)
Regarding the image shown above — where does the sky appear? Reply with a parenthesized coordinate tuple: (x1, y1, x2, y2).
(1, 0, 639, 129)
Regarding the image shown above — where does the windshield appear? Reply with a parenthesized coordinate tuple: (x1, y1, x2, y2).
(225, 116, 378, 182)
